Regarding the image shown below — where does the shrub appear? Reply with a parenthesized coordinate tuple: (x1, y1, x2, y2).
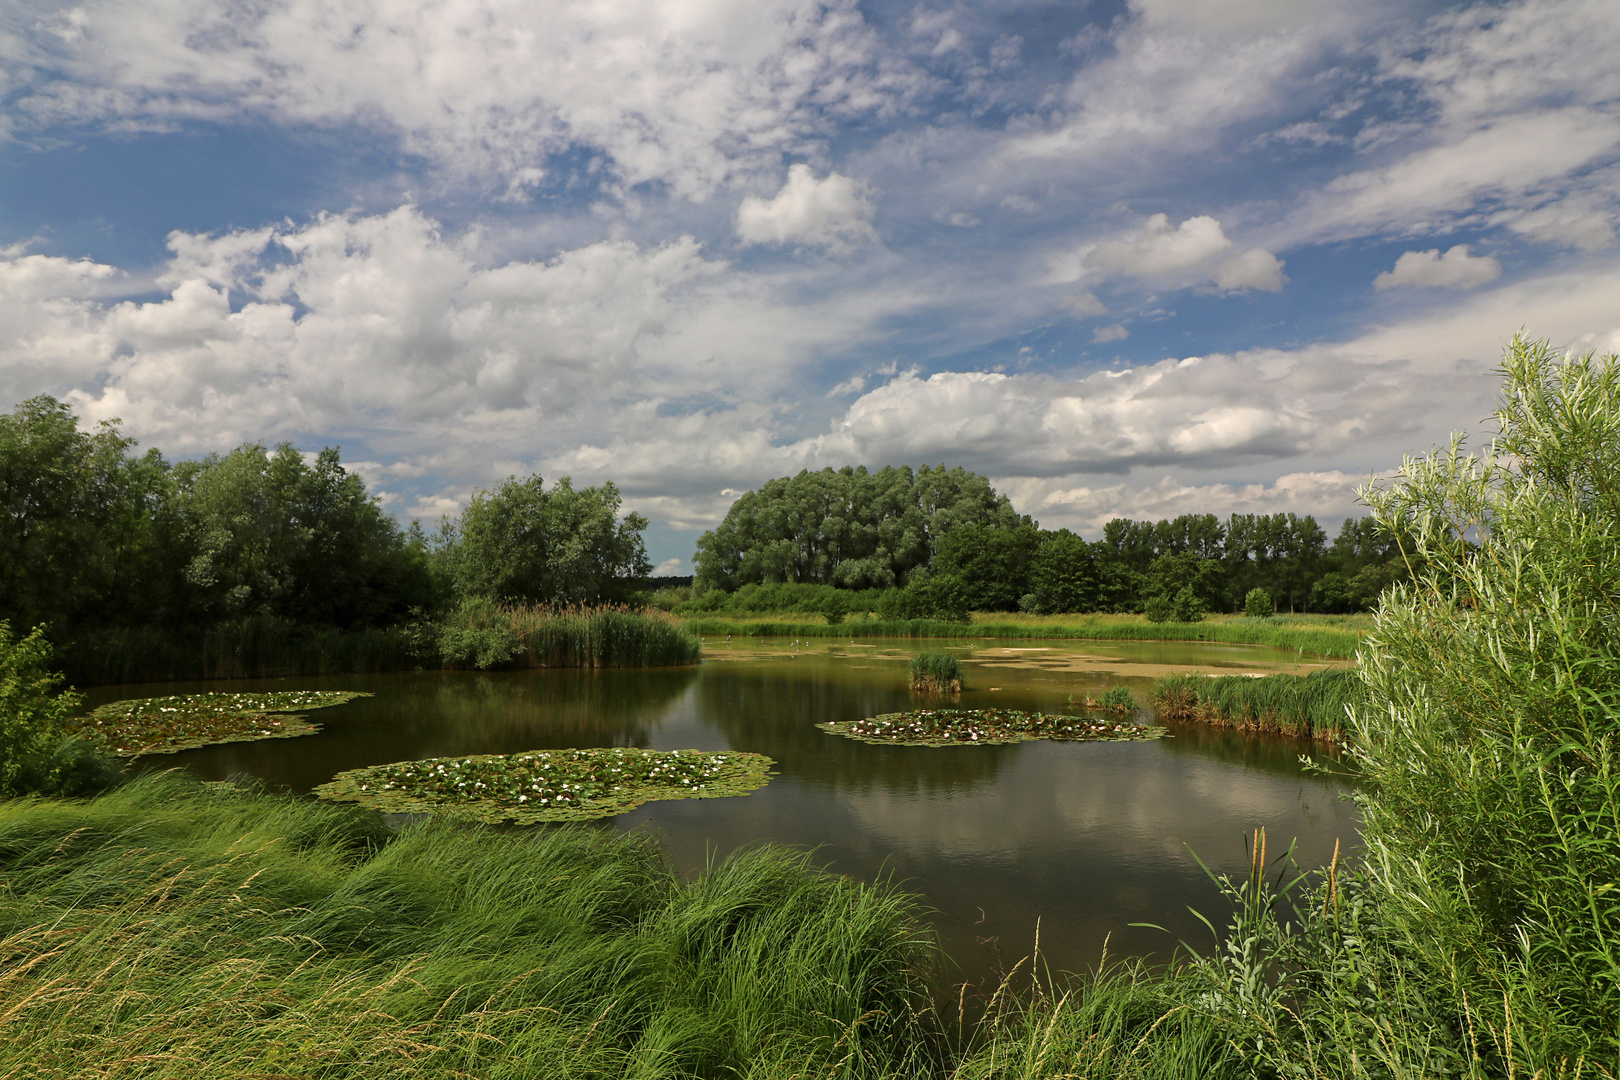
(0, 622, 122, 796)
(1170, 585, 1206, 623)
(1244, 586, 1275, 619)
(1143, 594, 1176, 623)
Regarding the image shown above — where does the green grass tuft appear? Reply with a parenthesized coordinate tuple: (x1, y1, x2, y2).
(1151, 668, 1362, 741)
(910, 651, 964, 693)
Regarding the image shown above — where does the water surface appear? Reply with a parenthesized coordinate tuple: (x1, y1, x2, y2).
(82, 637, 1358, 990)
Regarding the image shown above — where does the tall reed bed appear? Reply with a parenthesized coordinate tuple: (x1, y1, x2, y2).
(434, 601, 701, 669)
(55, 616, 416, 686)
(1151, 668, 1361, 741)
(0, 774, 939, 1080)
(682, 615, 1361, 659)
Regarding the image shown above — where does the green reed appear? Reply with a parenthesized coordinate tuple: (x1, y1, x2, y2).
(681, 615, 1361, 659)
(910, 651, 964, 693)
(0, 773, 940, 1080)
(1151, 669, 1362, 741)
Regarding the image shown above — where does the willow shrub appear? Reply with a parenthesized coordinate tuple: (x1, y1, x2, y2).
(0, 622, 121, 796)
(1351, 336, 1620, 1071)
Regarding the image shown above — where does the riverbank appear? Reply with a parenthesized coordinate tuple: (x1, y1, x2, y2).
(680, 611, 1365, 660)
(53, 606, 701, 686)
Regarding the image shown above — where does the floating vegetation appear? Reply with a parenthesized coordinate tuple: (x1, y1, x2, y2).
(818, 708, 1167, 747)
(909, 651, 963, 693)
(70, 691, 371, 756)
(314, 746, 777, 823)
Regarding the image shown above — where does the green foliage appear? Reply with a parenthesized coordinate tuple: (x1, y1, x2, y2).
(1244, 586, 1275, 619)
(430, 597, 527, 668)
(931, 523, 1040, 611)
(674, 580, 885, 618)
(413, 603, 701, 669)
(0, 622, 120, 796)
(1027, 529, 1104, 614)
(0, 775, 939, 1078)
(1347, 336, 1620, 1069)
(693, 464, 1025, 592)
(908, 650, 964, 693)
(1095, 685, 1138, 713)
(1153, 668, 1361, 740)
(1169, 585, 1205, 623)
(446, 474, 650, 606)
(1143, 594, 1176, 623)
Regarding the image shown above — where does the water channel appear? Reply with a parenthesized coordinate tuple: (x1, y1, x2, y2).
(81, 637, 1359, 991)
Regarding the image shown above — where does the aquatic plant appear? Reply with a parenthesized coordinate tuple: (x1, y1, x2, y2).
(1151, 669, 1359, 741)
(818, 708, 1166, 747)
(70, 690, 372, 756)
(910, 650, 964, 693)
(315, 746, 775, 823)
(1085, 686, 1138, 714)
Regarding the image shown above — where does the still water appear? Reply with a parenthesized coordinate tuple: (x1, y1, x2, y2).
(81, 637, 1358, 990)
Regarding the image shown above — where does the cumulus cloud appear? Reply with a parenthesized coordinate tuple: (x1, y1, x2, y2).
(1081, 215, 1285, 294)
(4, 0, 920, 196)
(1373, 245, 1501, 291)
(735, 165, 878, 252)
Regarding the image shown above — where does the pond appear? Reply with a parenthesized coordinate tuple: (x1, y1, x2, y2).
(80, 636, 1358, 992)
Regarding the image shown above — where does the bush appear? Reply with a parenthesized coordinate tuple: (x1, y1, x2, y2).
(0, 622, 122, 796)
(1143, 594, 1175, 623)
(1244, 587, 1275, 619)
(1170, 585, 1206, 623)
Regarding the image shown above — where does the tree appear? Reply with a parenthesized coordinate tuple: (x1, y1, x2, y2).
(931, 523, 1039, 611)
(692, 465, 1025, 593)
(1028, 530, 1104, 613)
(1243, 587, 1274, 619)
(451, 475, 650, 606)
(1353, 337, 1620, 1068)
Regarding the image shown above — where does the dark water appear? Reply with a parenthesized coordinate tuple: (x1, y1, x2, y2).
(81, 638, 1359, 991)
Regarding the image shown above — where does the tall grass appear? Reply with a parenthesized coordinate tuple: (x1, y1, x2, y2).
(0, 773, 939, 1079)
(433, 601, 702, 669)
(682, 614, 1361, 659)
(1151, 669, 1363, 741)
(910, 651, 963, 693)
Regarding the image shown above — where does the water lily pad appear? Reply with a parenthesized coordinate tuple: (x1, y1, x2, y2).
(818, 708, 1167, 747)
(313, 746, 777, 823)
(70, 691, 371, 756)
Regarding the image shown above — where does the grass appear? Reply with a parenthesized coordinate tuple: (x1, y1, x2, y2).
(910, 651, 964, 693)
(0, 773, 941, 1079)
(315, 747, 777, 823)
(423, 601, 704, 670)
(68, 690, 371, 756)
(1150, 669, 1363, 741)
(818, 709, 1167, 747)
(681, 612, 1363, 659)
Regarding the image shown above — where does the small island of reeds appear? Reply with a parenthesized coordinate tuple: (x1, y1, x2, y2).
(818, 708, 1167, 747)
(909, 650, 963, 692)
(314, 746, 776, 823)
(69, 690, 371, 756)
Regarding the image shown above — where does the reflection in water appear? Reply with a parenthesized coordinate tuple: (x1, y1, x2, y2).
(81, 640, 1360, 990)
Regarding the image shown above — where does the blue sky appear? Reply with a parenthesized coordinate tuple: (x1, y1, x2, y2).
(3, 0, 1618, 573)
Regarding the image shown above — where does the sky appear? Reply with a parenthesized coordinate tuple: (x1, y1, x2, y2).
(3, 0, 1618, 575)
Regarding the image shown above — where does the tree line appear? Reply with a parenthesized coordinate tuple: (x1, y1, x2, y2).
(0, 397, 651, 638)
(691, 466, 1413, 619)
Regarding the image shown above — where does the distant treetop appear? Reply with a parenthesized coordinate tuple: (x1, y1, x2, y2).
(692, 465, 1027, 593)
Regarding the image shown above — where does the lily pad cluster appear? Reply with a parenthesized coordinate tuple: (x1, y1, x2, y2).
(314, 746, 778, 823)
(818, 708, 1167, 747)
(70, 691, 371, 756)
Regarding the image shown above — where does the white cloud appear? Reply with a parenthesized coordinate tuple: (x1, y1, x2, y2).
(1008, 471, 1364, 535)
(1092, 324, 1129, 343)
(653, 557, 685, 576)
(1373, 244, 1501, 291)
(736, 165, 878, 252)
(1063, 291, 1108, 317)
(1081, 215, 1285, 294)
(1129, 0, 1346, 34)
(1213, 248, 1288, 292)
(1088, 214, 1231, 278)
(5, 0, 920, 196)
